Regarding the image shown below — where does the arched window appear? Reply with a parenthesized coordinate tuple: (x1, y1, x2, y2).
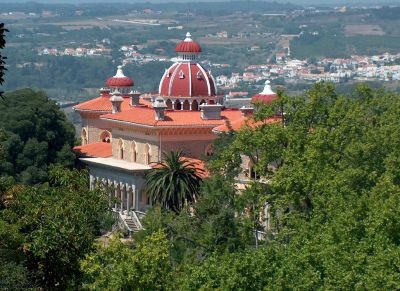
(131, 141, 137, 162)
(118, 139, 124, 160)
(183, 100, 190, 110)
(144, 144, 151, 165)
(81, 128, 88, 145)
(166, 99, 173, 110)
(199, 99, 206, 106)
(205, 144, 213, 156)
(191, 99, 199, 111)
(247, 160, 259, 179)
(99, 130, 112, 143)
(175, 100, 182, 110)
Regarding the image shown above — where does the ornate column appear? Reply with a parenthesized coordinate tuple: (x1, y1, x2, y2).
(89, 174, 95, 190)
(101, 178, 106, 189)
(108, 179, 112, 208)
(119, 182, 124, 213)
(132, 184, 137, 211)
(126, 183, 131, 213)
(189, 101, 193, 110)
(114, 180, 118, 211)
(135, 187, 140, 210)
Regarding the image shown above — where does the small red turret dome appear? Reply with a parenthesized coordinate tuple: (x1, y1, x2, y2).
(251, 81, 278, 104)
(106, 65, 134, 87)
(175, 32, 202, 53)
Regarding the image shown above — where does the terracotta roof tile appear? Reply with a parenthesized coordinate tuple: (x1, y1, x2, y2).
(73, 96, 147, 112)
(73, 142, 112, 158)
(101, 107, 243, 127)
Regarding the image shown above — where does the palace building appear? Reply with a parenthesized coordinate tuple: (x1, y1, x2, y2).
(73, 32, 277, 218)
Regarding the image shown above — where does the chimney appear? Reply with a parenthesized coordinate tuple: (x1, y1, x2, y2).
(129, 90, 141, 106)
(153, 97, 167, 120)
(200, 103, 223, 120)
(239, 106, 254, 117)
(100, 87, 110, 97)
(109, 90, 123, 113)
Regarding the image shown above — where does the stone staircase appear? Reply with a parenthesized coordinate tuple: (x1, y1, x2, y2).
(124, 216, 141, 234)
(119, 210, 144, 237)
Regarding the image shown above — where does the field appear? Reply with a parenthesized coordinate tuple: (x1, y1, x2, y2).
(344, 24, 385, 36)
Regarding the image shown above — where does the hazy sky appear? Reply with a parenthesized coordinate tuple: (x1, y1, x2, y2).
(0, 0, 396, 4)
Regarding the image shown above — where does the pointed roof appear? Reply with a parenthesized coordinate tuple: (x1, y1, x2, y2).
(251, 80, 278, 104)
(106, 65, 134, 87)
(175, 32, 202, 53)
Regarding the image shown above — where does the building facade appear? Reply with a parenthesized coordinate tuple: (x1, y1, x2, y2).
(73, 32, 255, 213)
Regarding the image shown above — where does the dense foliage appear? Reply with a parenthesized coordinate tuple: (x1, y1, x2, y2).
(0, 167, 111, 289)
(179, 83, 400, 289)
(0, 89, 75, 183)
(80, 83, 400, 289)
(2, 83, 400, 289)
(81, 230, 173, 290)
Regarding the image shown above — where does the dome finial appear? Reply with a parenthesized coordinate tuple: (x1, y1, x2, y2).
(184, 32, 192, 42)
(261, 80, 274, 95)
(114, 65, 125, 78)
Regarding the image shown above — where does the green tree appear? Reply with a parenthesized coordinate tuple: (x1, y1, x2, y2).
(146, 151, 203, 213)
(176, 83, 400, 289)
(81, 230, 173, 290)
(0, 89, 75, 183)
(0, 166, 110, 288)
(75, 83, 400, 289)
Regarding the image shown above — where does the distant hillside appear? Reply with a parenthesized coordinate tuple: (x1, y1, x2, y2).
(0, 0, 397, 6)
(0, 1, 300, 15)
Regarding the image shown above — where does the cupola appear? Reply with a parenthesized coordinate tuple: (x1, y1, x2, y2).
(105, 66, 134, 94)
(175, 32, 202, 61)
(251, 80, 278, 105)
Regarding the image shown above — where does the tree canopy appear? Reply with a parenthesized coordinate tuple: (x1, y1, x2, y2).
(0, 166, 111, 289)
(87, 83, 400, 289)
(0, 88, 75, 184)
(3, 82, 400, 289)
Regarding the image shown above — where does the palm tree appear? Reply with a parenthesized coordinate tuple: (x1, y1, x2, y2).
(146, 151, 204, 213)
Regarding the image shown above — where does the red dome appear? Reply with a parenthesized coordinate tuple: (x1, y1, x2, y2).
(106, 77, 134, 87)
(251, 93, 278, 104)
(175, 32, 202, 53)
(176, 41, 202, 53)
(251, 81, 277, 104)
(105, 66, 134, 87)
(159, 63, 216, 97)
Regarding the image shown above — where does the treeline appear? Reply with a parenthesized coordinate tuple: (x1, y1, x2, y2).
(4, 54, 170, 100)
(0, 1, 300, 17)
(78, 83, 400, 289)
(292, 33, 400, 58)
(2, 83, 400, 288)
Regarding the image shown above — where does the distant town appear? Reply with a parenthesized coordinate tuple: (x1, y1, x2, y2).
(3, 1, 400, 102)
(36, 41, 400, 95)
